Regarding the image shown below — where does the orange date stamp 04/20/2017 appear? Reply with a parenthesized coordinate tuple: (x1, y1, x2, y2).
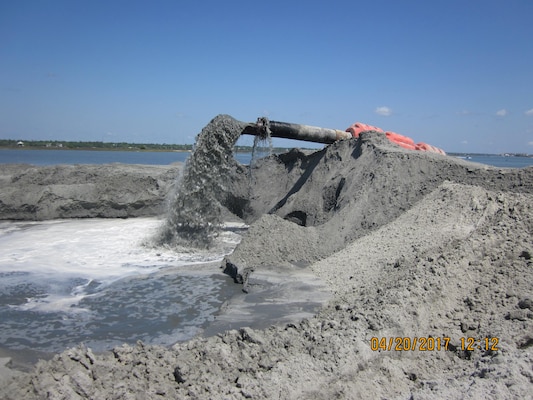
(370, 337, 500, 352)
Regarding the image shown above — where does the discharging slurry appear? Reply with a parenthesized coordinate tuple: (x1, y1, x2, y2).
(155, 115, 246, 248)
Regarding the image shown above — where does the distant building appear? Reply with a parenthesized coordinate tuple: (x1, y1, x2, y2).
(17, 141, 24, 147)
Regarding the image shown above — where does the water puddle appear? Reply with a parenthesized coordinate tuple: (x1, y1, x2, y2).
(0, 218, 242, 355)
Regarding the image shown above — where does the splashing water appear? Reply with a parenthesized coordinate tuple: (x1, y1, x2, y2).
(155, 115, 247, 248)
(251, 130, 273, 165)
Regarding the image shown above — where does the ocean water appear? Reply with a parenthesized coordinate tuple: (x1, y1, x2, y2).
(0, 149, 253, 166)
(0, 218, 243, 355)
(0, 149, 532, 168)
(454, 154, 533, 168)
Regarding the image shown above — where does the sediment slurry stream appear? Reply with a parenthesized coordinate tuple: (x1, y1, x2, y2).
(1, 115, 532, 399)
(154, 114, 247, 248)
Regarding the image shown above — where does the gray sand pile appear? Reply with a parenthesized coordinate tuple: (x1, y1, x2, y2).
(0, 163, 180, 220)
(1, 119, 532, 399)
(225, 130, 532, 284)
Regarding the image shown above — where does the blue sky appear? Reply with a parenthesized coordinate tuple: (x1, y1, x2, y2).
(1, 1, 532, 153)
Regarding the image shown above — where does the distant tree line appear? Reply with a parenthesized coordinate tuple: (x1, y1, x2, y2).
(0, 139, 193, 151)
(0, 139, 294, 153)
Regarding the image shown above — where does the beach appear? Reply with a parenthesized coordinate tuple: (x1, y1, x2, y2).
(0, 127, 532, 399)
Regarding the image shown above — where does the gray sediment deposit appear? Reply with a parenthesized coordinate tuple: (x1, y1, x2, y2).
(0, 163, 181, 220)
(1, 116, 532, 399)
(224, 130, 532, 285)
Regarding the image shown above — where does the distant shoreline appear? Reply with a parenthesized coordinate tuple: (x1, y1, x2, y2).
(448, 152, 533, 158)
(0, 146, 294, 154)
(0, 146, 192, 153)
(0, 140, 294, 154)
(0, 139, 193, 152)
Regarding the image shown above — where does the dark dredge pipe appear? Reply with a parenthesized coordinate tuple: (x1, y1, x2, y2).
(241, 117, 352, 145)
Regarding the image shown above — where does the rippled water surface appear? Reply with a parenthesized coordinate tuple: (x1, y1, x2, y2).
(0, 218, 242, 354)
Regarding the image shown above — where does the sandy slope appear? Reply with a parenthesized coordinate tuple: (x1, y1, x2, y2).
(1, 132, 532, 399)
(0, 163, 181, 220)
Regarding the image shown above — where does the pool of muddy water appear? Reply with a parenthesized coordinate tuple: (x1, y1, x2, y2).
(0, 218, 244, 358)
(0, 217, 330, 365)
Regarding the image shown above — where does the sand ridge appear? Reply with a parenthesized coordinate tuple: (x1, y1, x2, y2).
(0, 163, 181, 220)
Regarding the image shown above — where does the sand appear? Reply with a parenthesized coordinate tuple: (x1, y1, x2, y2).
(0, 163, 181, 220)
(0, 121, 532, 399)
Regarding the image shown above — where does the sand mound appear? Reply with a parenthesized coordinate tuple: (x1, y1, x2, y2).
(1, 128, 532, 399)
(225, 131, 532, 284)
(0, 163, 180, 220)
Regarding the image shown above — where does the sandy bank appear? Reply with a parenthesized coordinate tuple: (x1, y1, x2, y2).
(0, 163, 181, 220)
(1, 131, 532, 399)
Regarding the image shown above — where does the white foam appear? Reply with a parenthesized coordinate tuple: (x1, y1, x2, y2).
(0, 217, 243, 313)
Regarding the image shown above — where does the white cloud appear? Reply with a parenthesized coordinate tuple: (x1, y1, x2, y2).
(528, 141, 533, 146)
(525, 108, 533, 116)
(496, 109, 508, 117)
(375, 106, 392, 116)
(461, 140, 468, 145)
